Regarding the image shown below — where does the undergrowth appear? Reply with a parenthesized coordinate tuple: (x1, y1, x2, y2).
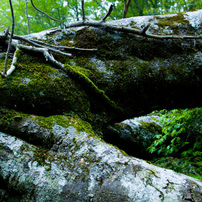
(148, 107, 202, 180)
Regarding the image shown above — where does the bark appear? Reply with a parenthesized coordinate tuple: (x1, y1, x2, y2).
(81, 0, 85, 21)
(0, 10, 201, 118)
(0, 111, 202, 201)
(0, 10, 202, 201)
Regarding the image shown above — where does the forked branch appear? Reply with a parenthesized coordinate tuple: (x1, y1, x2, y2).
(30, 0, 67, 28)
(2, 0, 15, 77)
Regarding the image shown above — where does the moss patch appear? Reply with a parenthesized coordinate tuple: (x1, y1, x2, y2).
(32, 114, 95, 136)
(75, 27, 98, 49)
(154, 13, 193, 35)
(0, 50, 91, 117)
(139, 121, 162, 134)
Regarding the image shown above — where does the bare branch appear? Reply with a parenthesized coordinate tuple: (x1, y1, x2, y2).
(81, 0, 85, 21)
(30, 0, 66, 28)
(12, 34, 72, 57)
(2, 0, 15, 77)
(30, 39, 97, 52)
(25, 0, 30, 34)
(2, 46, 19, 77)
(101, 4, 114, 22)
(141, 23, 151, 35)
(21, 44, 64, 70)
(64, 20, 202, 40)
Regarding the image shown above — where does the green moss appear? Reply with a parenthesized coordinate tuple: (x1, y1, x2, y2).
(32, 147, 68, 169)
(32, 148, 50, 166)
(0, 48, 122, 132)
(0, 57, 12, 74)
(155, 13, 189, 24)
(0, 107, 27, 124)
(165, 13, 189, 25)
(139, 122, 162, 133)
(64, 64, 123, 114)
(0, 51, 91, 117)
(155, 21, 180, 34)
(155, 13, 190, 34)
(32, 113, 95, 136)
(129, 21, 140, 29)
(75, 27, 98, 49)
(70, 63, 92, 77)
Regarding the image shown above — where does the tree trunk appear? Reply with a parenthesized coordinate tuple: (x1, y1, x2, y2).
(0, 10, 202, 201)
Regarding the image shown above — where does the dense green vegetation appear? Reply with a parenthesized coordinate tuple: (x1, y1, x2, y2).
(148, 108, 202, 180)
(0, 0, 201, 35)
(148, 108, 202, 158)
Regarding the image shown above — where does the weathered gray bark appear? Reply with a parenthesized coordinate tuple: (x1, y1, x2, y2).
(0, 111, 202, 201)
(0, 10, 202, 201)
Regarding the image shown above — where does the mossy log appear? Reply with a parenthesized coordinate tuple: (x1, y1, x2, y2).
(0, 10, 202, 201)
(1, 10, 202, 124)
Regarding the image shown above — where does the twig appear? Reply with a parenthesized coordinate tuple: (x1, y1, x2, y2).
(101, 4, 114, 22)
(141, 24, 151, 35)
(16, 43, 65, 69)
(64, 20, 202, 40)
(25, 0, 30, 34)
(81, 0, 85, 21)
(12, 34, 72, 57)
(2, 0, 15, 77)
(30, 0, 66, 28)
(3, 46, 19, 77)
(30, 39, 97, 52)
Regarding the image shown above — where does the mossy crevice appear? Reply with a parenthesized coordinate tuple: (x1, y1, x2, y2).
(0, 107, 95, 149)
(64, 64, 124, 117)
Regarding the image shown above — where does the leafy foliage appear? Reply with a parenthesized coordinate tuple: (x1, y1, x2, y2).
(152, 157, 202, 180)
(148, 108, 202, 179)
(148, 108, 202, 160)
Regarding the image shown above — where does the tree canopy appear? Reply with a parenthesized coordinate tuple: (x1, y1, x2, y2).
(0, 0, 201, 35)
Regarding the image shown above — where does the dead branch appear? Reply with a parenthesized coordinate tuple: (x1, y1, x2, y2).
(30, 39, 97, 52)
(81, 0, 85, 21)
(14, 43, 65, 69)
(141, 24, 151, 35)
(0, 4, 201, 79)
(12, 34, 72, 57)
(101, 4, 114, 22)
(12, 33, 97, 54)
(3, 46, 19, 77)
(63, 6, 201, 39)
(30, 0, 66, 28)
(64, 20, 202, 39)
(25, 0, 30, 34)
(2, 0, 15, 77)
